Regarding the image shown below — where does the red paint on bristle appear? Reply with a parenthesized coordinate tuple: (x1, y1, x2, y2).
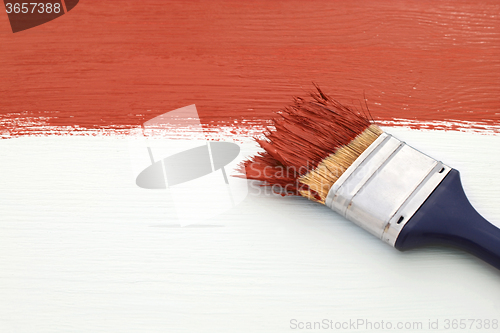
(238, 87, 372, 197)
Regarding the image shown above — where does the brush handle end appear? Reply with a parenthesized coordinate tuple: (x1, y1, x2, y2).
(395, 169, 500, 270)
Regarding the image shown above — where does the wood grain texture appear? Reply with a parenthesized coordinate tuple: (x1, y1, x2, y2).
(1, 0, 499, 136)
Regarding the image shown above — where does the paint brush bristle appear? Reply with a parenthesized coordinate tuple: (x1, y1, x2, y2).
(238, 87, 383, 203)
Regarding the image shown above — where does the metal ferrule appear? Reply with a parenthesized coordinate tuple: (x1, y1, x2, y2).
(324, 132, 451, 246)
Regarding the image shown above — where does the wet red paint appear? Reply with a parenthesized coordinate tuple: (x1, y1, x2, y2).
(1, 1, 499, 137)
(238, 88, 372, 198)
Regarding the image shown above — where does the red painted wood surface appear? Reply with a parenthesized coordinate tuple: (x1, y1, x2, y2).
(1, 1, 499, 136)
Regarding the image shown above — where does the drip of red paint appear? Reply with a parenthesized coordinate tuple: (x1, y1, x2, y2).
(238, 87, 372, 197)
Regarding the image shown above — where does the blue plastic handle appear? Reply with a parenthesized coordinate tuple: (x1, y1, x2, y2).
(395, 169, 500, 270)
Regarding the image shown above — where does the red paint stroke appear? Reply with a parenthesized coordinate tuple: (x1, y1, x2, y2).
(1, 0, 499, 137)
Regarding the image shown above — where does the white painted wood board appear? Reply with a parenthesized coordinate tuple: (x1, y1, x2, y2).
(1, 128, 499, 332)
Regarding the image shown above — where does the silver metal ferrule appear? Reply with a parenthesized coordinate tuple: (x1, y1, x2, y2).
(324, 132, 451, 246)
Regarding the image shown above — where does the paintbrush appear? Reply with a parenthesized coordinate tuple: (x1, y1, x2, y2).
(239, 86, 500, 270)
